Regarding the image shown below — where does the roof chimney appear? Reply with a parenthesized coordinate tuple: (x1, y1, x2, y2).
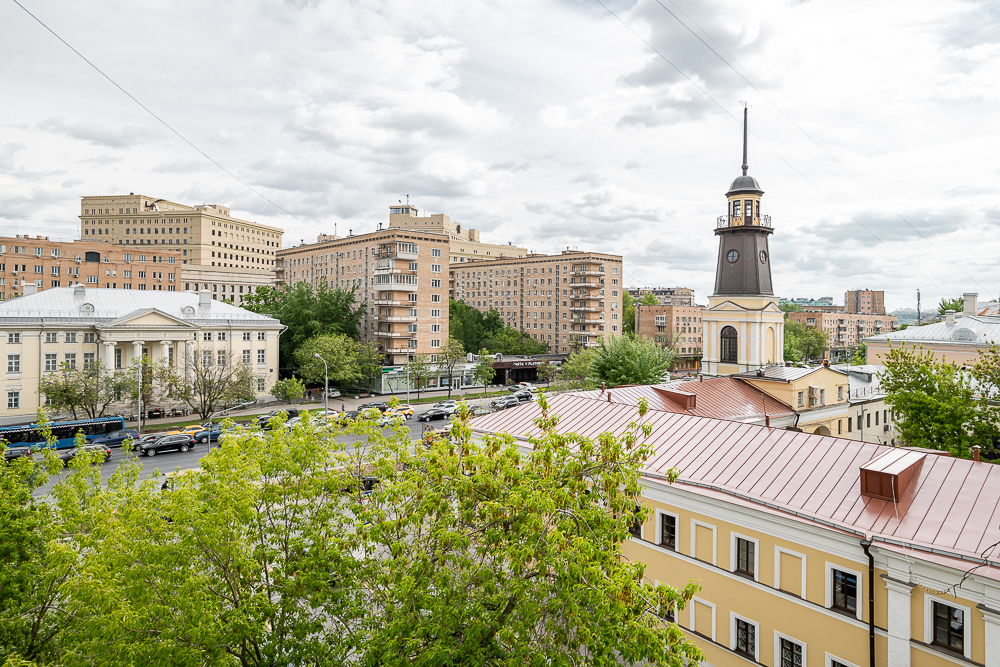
(860, 449, 926, 502)
(73, 285, 86, 296)
(945, 309, 956, 324)
(199, 290, 212, 306)
(22, 284, 37, 296)
(963, 293, 978, 317)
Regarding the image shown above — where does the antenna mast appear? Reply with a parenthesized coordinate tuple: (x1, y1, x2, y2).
(742, 104, 749, 176)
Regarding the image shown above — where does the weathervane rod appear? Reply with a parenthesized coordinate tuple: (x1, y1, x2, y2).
(742, 104, 749, 176)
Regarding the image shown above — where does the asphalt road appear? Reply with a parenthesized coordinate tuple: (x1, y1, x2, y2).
(31, 413, 453, 497)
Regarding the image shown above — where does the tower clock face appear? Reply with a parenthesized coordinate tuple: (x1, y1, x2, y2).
(727, 250, 739, 263)
(759, 250, 767, 263)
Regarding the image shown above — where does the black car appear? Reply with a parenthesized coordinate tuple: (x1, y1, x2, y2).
(3, 445, 32, 462)
(258, 408, 299, 428)
(192, 425, 227, 443)
(139, 433, 195, 457)
(358, 402, 390, 413)
(417, 409, 451, 422)
(512, 391, 533, 402)
(91, 429, 139, 448)
(492, 397, 520, 410)
(59, 444, 112, 466)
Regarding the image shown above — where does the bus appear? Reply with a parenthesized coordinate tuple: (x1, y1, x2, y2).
(0, 416, 126, 450)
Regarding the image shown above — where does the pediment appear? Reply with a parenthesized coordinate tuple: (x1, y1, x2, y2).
(96, 308, 197, 330)
(707, 301, 749, 312)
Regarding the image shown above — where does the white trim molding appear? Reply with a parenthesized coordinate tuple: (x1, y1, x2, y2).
(775, 630, 808, 667)
(923, 594, 972, 660)
(730, 612, 760, 662)
(825, 561, 864, 622)
(690, 519, 718, 566)
(826, 652, 861, 667)
(775, 546, 808, 598)
(731, 532, 761, 582)
(690, 597, 717, 641)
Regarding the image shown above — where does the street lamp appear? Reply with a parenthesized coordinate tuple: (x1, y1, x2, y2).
(314, 353, 329, 415)
(207, 400, 255, 451)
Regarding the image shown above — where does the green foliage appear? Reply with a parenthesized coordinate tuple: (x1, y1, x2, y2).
(591, 334, 674, 387)
(783, 322, 829, 362)
(622, 291, 635, 334)
(898, 323, 909, 331)
(294, 333, 367, 386)
(270, 376, 306, 402)
(849, 343, 867, 365)
(779, 302, 804, 315)
(438, 337, 466, 398)
(482, 327, 548, 355)
(536, 361, 558, 384)
(449, 299, 504, 353)
(242, 283, 364, 377)
(473, 349, 497, 396)
(165, 350, 256, 418)
(938, 297, 965, 316)
(406, 354, 435, 400)
(16, 396, 702, 665)
(639, 292, 659, 305)
(881, 344, 998, 456)
(559, 348, 597, 389)
(36, 359, 125, 420)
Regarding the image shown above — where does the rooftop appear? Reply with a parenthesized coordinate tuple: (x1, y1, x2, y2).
(866, 315, 1000, 346)
(470, 393, 1000, 576)
(733, 364, 843, 383)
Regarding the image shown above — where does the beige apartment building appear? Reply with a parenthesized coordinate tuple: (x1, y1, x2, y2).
(0, 286, 283, 425)
(634, 303, 704, 374)
(845, 288, 885, 314)
(787, 311, 897, 359)
(276, 229, 450, 366)
(454, 250, 624, 354)
(0, 235, 184, 300)
(79, 194, 283, 303)
(387, 204, 527, 264)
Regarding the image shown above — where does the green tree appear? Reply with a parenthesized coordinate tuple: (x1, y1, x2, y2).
(880, 344, 996, 456)
(536, 360, 558, 384)
(482, 327, 548, 355)
(406, 354, 435, 400)
(591, 334, 674, 386)
(438, 337, 466, 398)
(270, 376, 306, 403)
(242, 282, 364, 378)
(938, 297, 965, 316)
(779, 301, 804, 315)
(783, 322, 829, 362)
(472, 349, 496, 397)
(448, 300, 505, 353)
(294, 334, 365, 387)
(558, 348, 597, 389)
(622, 291, 635, 334)
(640, 292, 659, 305)
(849, 343, 867, 365)
(53, 395, 701, 665)
(36, 359, 124, 420)
(165, 350, 256, 418)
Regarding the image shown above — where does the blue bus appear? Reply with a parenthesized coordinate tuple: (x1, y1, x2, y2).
(0, 416, 126, 450)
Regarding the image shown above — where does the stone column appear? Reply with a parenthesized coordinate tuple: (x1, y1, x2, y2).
(881, 574, 915, 667)
(979, 605, 1000, 667)
(132, 340, 145, 364)
(103, 342, 116, 369)
(184, 340, 194, 379)
(159, 341, 170, 365)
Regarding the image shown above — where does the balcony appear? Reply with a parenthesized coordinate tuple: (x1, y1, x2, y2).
(376, 315, 418, 323)
(571, 279, 601, 288)
(372, 299, 401, 306)
(570, 269, 603, 277)
(716, 214, 772, 229)
(373, 331, 416, 338)
(374, 250, 419, 261)
(570, 305, 601, 312)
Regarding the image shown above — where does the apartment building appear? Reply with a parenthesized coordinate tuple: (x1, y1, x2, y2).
(387, 204, 527, 263)
(634, 303, 704, 373)
(787, 311, 897, 359)
(276, 229, 450, 366)
(453, 250, 624, 354)
(471, 393, 1000, 667)
(845, 289, 886, 315)
(0, 235, 184, 299)
(0, 286, 283, 424)
(628, 287, 695, 306)
(79, 194, 283, 302)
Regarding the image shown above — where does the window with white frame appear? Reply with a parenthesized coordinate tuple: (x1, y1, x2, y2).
(731, 614, 758, 661)
(826, 563, 862, 620)
(243, 332, 251, 341)
(925, 596, 970, 658)
(7, 333, 19, 344)
(202, 350, 212, 366)
(732, 534, 758, 580)
(44, 353, 57, 372)
(217, 349, 227, 366)
(242, 350, 252, 365)
(776, 634, 805, 667)
(257, 332, 266, 341)
(63, 353, 76, 369)
(7, 390, 19, 409)
(656, 510, 677, 550)
(7, 354, 19, 373)
(256, 376, 266, 392)
(257, 349, 266, 364)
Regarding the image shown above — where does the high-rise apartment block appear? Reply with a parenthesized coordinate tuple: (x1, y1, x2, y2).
(454, 251, 624, 354)
(627, 287, 694, 306)
(276, 229, 450, 366)
(79, 195, 282, 302)
(387, 204, 527, 263)
(845, 289, 885, 314)
(0, 235, 183, 300)
(634, 303, 704, 373)
(787, 311, 897, 358)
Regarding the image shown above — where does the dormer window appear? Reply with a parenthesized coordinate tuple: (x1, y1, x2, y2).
(80, 303, 94, 312)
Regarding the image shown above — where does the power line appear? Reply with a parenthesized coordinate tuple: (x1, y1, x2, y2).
(9, 0, 323, 235)
(648, 0, 991, 300)
(592, 0, 949, 298)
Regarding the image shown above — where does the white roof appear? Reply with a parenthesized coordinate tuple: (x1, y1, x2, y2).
(864, 315, 1000, 346)
(0, 287, 281, 326)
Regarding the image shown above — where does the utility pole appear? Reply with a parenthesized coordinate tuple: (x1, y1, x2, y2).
(314, 353, 329, 414)
(917, 289, 921, 324)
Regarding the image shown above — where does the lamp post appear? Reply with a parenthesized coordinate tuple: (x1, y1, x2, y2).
(314, 353, 329, 415)
(207, 400, 254, 451)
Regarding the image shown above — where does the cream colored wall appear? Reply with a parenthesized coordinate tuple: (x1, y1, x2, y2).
(867, 339, 982, 367)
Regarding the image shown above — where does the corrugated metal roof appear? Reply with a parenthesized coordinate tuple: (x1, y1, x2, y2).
(470, 394, 1000, 569)
(866, 315, 1000, 345)
(0, 286, 280, 324)
(734, 365, 841, 382)
(572, 378, 793, 422)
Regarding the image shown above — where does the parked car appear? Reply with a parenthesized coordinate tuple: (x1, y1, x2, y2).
(508, 382, 537, 393)
(358, 402, 390, 413)
(492, 397, 520, 410)
(469, 406, 491, 417)
(59, 444, 112, 466)
(3, 445, 32, 462)
(383, 406, 413, 419)
(417, 408, 451, 422)
(134, 434, 160, 449)
(512, 390, 534, 403)
(165, 425, 205, 437)
(91, 429, 139, 448)
(379, 412, 406, 427)
(258, 408, 299, 428)
(192, 425, 228, 443)
(139, 433, 195, 457)
(326, 388, 341, 398)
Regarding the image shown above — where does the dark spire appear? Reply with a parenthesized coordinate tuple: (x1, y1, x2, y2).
(741, 104, 748, 176)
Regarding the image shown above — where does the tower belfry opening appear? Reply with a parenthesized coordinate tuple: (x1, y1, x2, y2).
(701, 107, 785, 375)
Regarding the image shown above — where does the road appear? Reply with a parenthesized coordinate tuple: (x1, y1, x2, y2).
(31, 413, 454, 497)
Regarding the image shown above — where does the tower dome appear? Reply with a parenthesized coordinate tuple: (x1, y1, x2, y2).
(726, 175, 763, 196)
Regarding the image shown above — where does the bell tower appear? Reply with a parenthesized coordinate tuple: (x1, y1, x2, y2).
(701, 107, 785, 376)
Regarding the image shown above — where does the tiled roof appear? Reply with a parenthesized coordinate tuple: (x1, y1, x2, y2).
(0, 287, 281, 325)
(572, 378, 793, 422)
(866, 315, 1000, 346)
(471, 394, 1000, 573)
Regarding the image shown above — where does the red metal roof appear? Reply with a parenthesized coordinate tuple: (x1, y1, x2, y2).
(572, 378, 794, 422)
(470, 393, 1000, 573)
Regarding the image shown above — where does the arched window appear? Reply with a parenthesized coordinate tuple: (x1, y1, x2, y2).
(721, 326, 738, 364)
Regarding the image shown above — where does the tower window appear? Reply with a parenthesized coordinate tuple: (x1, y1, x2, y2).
(727, 250, 739, 263)
(733, 200, 742, 218)
(721, 326, 738, 364)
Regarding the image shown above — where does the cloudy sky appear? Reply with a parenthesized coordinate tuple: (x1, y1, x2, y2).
(2, 0, 998, 310)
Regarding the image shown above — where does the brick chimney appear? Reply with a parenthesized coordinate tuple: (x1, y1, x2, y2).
(963, 293, 978, 317)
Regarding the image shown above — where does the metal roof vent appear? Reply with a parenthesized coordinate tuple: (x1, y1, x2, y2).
(74, 285, 86, 296)
(860, 449, 926, 502)
(198, 291, 211, 307)
(656, 387, 696, 410)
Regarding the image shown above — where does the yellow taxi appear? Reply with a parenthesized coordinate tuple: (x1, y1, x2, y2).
(165, 425, 205, 436)
(388, 405, 414, 418)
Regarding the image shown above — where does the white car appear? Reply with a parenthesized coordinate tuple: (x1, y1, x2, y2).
(433, 401, 458, 414)
(379, 413, 406, 427)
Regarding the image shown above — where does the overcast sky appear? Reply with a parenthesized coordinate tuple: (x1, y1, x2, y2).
(2, 0, 998, 311)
